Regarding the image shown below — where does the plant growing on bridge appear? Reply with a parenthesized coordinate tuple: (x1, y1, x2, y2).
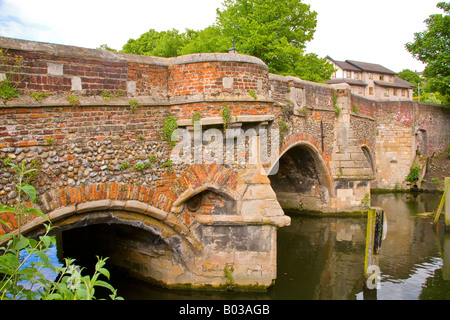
(221, 105, 231, 130)
(66, 94, 80, 107)
(129, 99, 139, 114)
(162, 115, 179, 148)
(0, 161, 122, 300)
(0, 50, 25, 101)
(223, 263, 235, 290)
(406, 164, 421, 182)
(279, 120, 290, 145)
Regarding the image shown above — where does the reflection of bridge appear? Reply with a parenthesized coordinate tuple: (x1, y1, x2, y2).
(0, 37, 449, 290)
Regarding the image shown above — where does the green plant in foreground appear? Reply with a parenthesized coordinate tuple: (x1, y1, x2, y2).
(0, 161, 121, 300)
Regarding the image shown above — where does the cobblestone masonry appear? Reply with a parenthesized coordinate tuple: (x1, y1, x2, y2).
(0, 37, 449, 289)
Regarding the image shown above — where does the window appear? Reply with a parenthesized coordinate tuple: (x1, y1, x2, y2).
(401, 89, 405, 96)
(389, 76, 394, 82)
(358, 87, 363, 94)
(369, 87, 374, 95)
(384, 88, 389, 97)
(379, 75, 384, 81)
(369, 73, 373, 80)
(346, 71, 352, 78)
(331, 72, 336, 78)
(394, 89, 398, 96)
(354, 73, 360, 80)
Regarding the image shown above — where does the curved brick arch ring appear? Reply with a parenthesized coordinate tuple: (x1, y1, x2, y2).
(169, 164, 239, 214)
(0, 183, 203, 270)
(268, 132, 335, 197)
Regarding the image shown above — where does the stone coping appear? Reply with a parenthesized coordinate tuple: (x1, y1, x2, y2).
(0, 93, 275, 108)
(177, 115, 275, 127)
(0, 36, 267, 68)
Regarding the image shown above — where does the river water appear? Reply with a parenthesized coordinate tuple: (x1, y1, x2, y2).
(43, 192, 450, 300)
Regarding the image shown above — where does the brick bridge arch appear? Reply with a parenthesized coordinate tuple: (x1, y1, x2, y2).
(267, 132, 335, 211)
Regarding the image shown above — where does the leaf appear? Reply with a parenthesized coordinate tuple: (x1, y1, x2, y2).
(97, 267, 110, 280)
(23, 207, 50, 222)
(94, 280, 115, 292)
(0, 205, 15, 213)
(17, 185, 37, 202)
(13, 237, 29, 251)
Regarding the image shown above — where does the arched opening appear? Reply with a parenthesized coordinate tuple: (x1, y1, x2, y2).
(25, 208, 201, 290)
(57, 222, 172, 287)
(361, 145, 375, 175)
(268, 144, 332, 212)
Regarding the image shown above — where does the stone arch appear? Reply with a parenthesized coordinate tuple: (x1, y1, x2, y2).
(1, 183, 203, 258)
(169, 164, 239, 214)
(361, 144, 376, 176)
(267, 132, 334, 212)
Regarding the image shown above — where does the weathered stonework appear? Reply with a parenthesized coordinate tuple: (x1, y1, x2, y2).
(0, 36, 449, 290)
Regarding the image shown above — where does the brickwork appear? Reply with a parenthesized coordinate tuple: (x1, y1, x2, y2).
(0, 36, 449, 289)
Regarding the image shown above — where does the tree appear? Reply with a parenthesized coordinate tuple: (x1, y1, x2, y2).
(215, 0, 334, 81)
(122, 29, 188, 57)
(120, 0, 334, 83)
(398, 69, 423, 96)
(405, 2, 450, 106)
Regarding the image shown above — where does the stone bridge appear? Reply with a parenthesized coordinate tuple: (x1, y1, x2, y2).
(0, 37, 449, 290)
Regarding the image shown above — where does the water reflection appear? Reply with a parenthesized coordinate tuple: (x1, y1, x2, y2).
(50, 192, 449, 300)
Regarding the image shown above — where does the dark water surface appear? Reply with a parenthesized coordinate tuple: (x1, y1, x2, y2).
(53, 192, 450, 300)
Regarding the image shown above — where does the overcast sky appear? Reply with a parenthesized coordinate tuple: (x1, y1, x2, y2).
(0, 0, 443, 73)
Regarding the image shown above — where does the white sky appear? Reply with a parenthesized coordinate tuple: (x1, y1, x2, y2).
(0, 0, 443, 73)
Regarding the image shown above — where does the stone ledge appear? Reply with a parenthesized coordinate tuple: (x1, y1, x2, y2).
(195, 214, 291, 227)
(177, 115, 275, 127)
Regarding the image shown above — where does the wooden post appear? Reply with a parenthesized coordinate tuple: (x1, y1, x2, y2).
(364, 207, 385, 276)
(445, 177, 450, 230)
(364, 208, 378, 277)
(443, 233, 450, 281)
(364, 207, 386, 298)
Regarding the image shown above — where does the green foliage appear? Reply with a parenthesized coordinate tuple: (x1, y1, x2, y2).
(0, 78, 19, 100)
(221, 105, 231, 130)
(279, 120, 290, 144)
(223, 263, 235, 289)
(447, 145, 450, 156)
(122, 29, 188, 57)
(129, 99, 139, 114)
(352, 104, 360, 114)
(97, 44, 118, 52)
(334, 105, 340, 117)
(119, 162, 130, 170)
(119, 0, 334, 83)
(133, 162, 144, 171)
(405, 2, 450, 107)
(0, 161, 121, 300)
(162, 115, 179, 148)
(406, 164, 421, 182)
(248, 90, 257, 99)
(361, 193, 371, 208)
(0, 49, 24, 101)
(30, 91, 50, 103)
(161, 159, 173, 173)
(45, 137, 55, 145)
(193, 110, 201, 123)
(431, 178, 441, 184)
(66, 94, 80, 107)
